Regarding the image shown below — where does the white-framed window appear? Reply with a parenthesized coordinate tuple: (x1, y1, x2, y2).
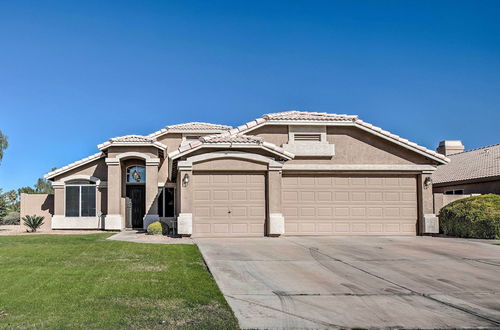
(65, 180, 96, 217)
(158, 187, 175, 218)
(127, 166, 146, 183)
(444, 189, 465, 195)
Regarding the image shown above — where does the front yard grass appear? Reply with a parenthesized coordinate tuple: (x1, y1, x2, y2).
(0, 234, 238, 329)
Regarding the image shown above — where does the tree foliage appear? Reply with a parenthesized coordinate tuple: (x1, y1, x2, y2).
(0, 130, 7, 164)
(440, 194, 500, 239)
(0, 169, 55, 223)
(0, 189, 8, 219)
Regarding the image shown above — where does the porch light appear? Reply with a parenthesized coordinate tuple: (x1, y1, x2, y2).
(424, 177, 432, 188)
(182, 173, 190, 186)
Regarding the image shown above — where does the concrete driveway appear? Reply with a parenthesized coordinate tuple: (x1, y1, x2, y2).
(195, 236, 500, 329)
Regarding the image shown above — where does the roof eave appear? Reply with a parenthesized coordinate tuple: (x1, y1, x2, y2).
(98, 141, 167, 151)
(44, 152, 105, 181)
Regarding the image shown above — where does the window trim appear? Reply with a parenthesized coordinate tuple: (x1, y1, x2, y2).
(64, 181, 97, 218)
(159, 187, 176, 219)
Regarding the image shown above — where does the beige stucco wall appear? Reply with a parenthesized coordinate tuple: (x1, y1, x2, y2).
(193, 158, 268, 171)
(157, 133, 182, 183)
(20, 193, 54, 231)
(52, 158, 107, 182)
(107, 146, 158, 159)
(249, 125, 436, 165)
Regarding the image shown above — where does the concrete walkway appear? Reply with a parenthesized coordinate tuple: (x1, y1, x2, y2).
(107, 230, 194, 244)
(196, 236, 500, 329)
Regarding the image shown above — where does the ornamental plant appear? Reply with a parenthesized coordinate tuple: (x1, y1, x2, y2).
(22, 215, 45, 232)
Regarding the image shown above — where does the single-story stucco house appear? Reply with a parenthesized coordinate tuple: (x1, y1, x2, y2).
(31, 111, 449, 237)
(432, 141, 500, 212)
(433, 141, 500, 195)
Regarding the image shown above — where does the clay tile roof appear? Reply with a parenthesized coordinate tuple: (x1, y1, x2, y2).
(110, 135, 154, 143)
(432, 144, 500, 184)
(263, 110, 358, 121)
(166, 122, 232, 131)
(98, 134, 166, 150)
(202, 134, 264, 144)
(168, 133, 294, 160)
(148, 122, 232, 138)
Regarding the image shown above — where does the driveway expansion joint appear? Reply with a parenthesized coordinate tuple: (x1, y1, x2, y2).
(287, 238, 500, 327)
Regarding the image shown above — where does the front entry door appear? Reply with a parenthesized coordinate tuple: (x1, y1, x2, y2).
(126, 185, 146, 228)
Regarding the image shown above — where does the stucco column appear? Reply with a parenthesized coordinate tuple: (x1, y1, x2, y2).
(104, 158, 122, 230)
(52, 184, 65, 216)
(177, 168, 193, 235)
(268, 165, 284, 236)
(144, 158, 160, 228)
(418, 172, 438, 234)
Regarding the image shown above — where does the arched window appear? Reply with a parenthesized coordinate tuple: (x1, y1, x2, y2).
(127, 166, 146, 183)
(65, 180, 96, 217)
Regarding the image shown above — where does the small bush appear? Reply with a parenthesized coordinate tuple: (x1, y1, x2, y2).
(439, 194, 500, 239)
(1, 211, 20, 225)
(22, 215, 45, 232)
(146, 221, 169, 235)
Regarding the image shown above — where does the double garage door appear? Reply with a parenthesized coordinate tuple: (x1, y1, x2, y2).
(282, 174, 417, 235)
(192, 172, 417, 237)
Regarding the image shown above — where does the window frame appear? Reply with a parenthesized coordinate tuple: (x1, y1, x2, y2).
(158, 186, 176, 218)
(126, 165, 146, 184)
(64, 181, 97, 218)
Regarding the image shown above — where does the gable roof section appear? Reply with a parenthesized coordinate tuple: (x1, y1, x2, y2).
(148, 122, 232, 138)
(228, 111, 449, 164)
(264, 110, 357, 122)
(168, 133, 294, 161)
(44, 152, 105, 180)
(98, 135, 167, 151)
(432, 143, 500, 184)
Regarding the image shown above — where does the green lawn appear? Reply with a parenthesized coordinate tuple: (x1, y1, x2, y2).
(0, 234, 239, 329)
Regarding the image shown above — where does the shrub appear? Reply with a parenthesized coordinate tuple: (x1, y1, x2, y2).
(439, 194, 500, 239)
(22, 215, 45, 232)
(146, 221, 169, 235)
(1, 211, 20, 225)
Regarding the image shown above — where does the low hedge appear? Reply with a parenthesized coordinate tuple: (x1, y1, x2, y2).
(146, 221, 169, 235)
(0, 211, 20, 225)
(439, 194, 500, 239)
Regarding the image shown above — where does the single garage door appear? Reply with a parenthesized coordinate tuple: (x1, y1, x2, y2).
(282, 174, 417, 235)
(192, 172, 266, 237)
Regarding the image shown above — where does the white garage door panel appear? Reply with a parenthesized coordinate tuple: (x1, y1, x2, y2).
(193, 173, 265, 237)
(283, 175, 417, 235)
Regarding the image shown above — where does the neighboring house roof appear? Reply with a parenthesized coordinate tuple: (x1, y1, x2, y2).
(432, 143, 500, 185)
(227, 110, 449, 164)
(44, 152, 105, 180)
(98, 135, 167, 151)
(148, 122, 232, 138)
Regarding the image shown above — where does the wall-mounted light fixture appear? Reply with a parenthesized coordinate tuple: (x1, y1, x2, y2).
(182, 173, 190, 186)
(424, 176, 432, 189)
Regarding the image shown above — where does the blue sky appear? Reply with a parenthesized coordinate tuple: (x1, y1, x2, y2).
(1, 0, 499, 191)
